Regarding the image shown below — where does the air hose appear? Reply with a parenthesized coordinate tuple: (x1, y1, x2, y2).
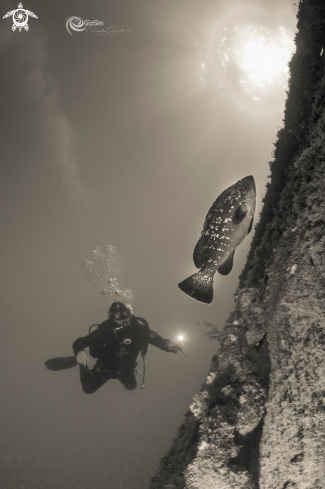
(140, 352, 146, 389)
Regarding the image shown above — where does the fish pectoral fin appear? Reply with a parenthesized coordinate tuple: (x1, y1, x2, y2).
(217, 250, 235, 275)
(233, 203, 248, 224)
(247, 216, 254, 235)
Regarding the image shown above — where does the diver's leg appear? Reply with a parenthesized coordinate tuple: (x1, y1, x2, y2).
(118, 369, 137, 390)
(79, 365, 110, 394)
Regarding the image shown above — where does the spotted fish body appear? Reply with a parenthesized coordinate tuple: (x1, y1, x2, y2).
(178, 176, 256, 304)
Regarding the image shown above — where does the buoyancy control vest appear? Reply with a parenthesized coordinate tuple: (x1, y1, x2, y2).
(88, 316, 150, 360)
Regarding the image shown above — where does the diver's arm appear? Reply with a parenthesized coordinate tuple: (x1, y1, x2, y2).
(73, 328, 107, 365)
(72, 335, 91, 356)
(72, 326, 106, 354)
(148, 330, 178, 353)
(72, 336, 91, 366)
(76, 350, 89, 366)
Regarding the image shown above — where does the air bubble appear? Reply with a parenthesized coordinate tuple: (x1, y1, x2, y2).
(81, 245, 134, 308)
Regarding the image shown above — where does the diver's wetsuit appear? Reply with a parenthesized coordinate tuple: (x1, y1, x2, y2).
(73, 316, 171, 394)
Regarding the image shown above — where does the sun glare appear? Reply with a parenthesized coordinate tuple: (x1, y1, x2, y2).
(234, 26, 293, 93)
(203, 11, 296, 109)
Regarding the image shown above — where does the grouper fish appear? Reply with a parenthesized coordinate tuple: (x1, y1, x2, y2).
(178, 175, 256, 304)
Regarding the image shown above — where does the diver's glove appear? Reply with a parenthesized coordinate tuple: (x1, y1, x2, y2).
(165, 340, 179, 353)
(76, 350, 89, 366)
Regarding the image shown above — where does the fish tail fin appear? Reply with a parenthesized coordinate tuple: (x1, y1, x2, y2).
(178, 270, 214, 304)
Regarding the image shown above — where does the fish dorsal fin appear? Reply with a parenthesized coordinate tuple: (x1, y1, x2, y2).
(247, 216, 254, 235)
(233, 203, 248, 224)
(193, 236, 207, 269)
(218, 250, 235, 276)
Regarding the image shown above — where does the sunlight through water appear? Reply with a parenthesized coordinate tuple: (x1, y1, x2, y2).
(223, 26, 294, 97)
(201, 8, 296, 111)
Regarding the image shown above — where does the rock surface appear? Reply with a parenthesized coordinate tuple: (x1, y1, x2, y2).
(150, 1, 325, 487)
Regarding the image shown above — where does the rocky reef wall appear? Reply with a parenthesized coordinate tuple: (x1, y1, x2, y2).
(150, 0, 325, 487)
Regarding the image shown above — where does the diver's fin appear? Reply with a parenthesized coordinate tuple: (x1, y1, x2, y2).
(247, 216, 254, 234)
(45, 356, 78, 371)
(218, 251, 235, 275)
(178, 269, 213, 304)
(193, 236, 207, 269)
(233, 203, 248, 224)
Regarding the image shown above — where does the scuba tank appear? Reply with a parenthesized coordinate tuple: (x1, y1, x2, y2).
(133, 317, 149, 389)
(89, 324, 99, 334)
(87, 324, 101, 359)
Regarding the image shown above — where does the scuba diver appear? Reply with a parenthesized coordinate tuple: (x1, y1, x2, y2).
(72, 301, 180, 394)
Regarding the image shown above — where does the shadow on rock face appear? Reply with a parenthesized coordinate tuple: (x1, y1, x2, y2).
(256, 333, 270, 393)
